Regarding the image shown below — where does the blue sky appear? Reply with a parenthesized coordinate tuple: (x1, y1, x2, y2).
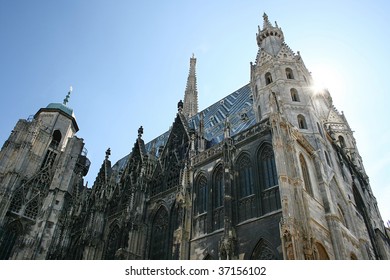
(1, 0, 389, 222)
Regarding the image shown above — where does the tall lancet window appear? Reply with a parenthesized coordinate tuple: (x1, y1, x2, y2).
(237, 155, 255, 222)
(104, 224, 121, 260)
(194, 174, 208, 235)
(258, 145, 280, 215)
(150, 207, 169, 260)
(212, 166, 224, 231)
(299, 154, 313, 197)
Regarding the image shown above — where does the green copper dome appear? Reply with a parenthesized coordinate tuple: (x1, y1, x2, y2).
(46, 103, 74, 117)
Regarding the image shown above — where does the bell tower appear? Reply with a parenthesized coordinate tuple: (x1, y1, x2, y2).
(0, 88, 90, 259)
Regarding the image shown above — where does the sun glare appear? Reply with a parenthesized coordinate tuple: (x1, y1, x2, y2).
(310, 65, 345, 97)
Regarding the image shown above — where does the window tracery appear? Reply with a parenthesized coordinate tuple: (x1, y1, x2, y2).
(150, 207, 169, 260)
(258, 146, 280, 214)
(236, 155, 255, 222)
(212, 167, 224, 230)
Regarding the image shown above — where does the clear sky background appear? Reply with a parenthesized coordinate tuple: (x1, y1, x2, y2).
(1, 1, 389, 223)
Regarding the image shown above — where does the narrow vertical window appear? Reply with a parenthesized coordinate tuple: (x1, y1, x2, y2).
(290, 88, 299, 102)
(297, 114, 307, 129)
(237, 155, 255, 222)
(265, 72, 273, 85)
(317, 122, 324, 137)
(150, 207, 169, 260)
(324, 151, 331, 166)
(194, 175, 208, 235)
(104, 224, 121, 260)
(286, 68, 294, 79)
(50, 130, 62, 149)
(212, 167, 224, 230)
(196, 176, 208, 215)
(259, 146, 280, 215)
(300, 154, 313, 196)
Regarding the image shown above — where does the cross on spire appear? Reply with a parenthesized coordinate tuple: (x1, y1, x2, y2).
(63, 86, 73, 105)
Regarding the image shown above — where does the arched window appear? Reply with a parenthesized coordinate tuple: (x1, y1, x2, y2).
(299, 154, 313, 196)
(194, 175, 208, 235)
(212, 167, 224, 230)
(265, 72, 273, 85)
(150, 207, 169, 260)
(237, 155, 255, 222)
(50, 130, 62, 149)
(104, 224, 121, 260)
(290, 88, 299, 102)
(297, 114, 308, 129)
(258, 146, 280, 214)
(260, 147, 278, 190)
(286, 68, 294, 79)
(195, 175, 208, 215)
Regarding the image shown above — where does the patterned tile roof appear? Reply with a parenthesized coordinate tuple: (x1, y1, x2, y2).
(112, 83, 254, 172)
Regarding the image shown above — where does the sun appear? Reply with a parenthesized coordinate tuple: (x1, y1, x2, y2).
(310, 64, 345, 96)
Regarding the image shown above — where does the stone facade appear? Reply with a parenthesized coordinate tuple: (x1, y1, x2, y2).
(0, 13, 389, 260)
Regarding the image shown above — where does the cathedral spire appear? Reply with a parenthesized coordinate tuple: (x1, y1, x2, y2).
(183, 54, 198, 118)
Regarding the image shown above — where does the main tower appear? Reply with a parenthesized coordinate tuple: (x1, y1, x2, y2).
(250, 13, 390, 259)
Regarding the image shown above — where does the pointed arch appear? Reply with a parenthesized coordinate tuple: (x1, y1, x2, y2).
(0, 221, 23, 260)
(150, 206, 169, 260)
(315, 242, 330, 260)
(250, 238, 277, 260)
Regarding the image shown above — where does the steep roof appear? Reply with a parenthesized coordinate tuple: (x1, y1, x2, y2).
(112, 83, 254, 171)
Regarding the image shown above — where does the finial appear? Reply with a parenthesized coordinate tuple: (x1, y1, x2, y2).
(178, 99, 183, 112)
(105, 148, 111, 160)
(63, 86, 72, 105)
(262, 12, 272, 29)
(138, 126, 144, 138)
(192, 53, 195, 59)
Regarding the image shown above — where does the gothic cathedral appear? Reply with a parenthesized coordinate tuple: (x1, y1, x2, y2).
(1, 14, 389, 260)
